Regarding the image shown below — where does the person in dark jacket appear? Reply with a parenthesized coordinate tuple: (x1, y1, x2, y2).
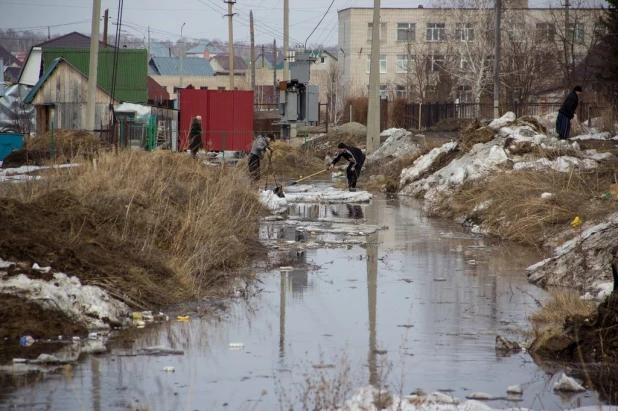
(189, 116, 203, 158)
(329, 142, 366, 191)
(248, 133, 274, 181)
(556, 86, 582, 140)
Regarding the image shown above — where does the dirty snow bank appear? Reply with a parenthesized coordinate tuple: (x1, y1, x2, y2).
(0, 261, 130, 330)
(526, 213, 618, 290)
(366, 128, 420, 163)
(259, 186, 373, 215)
(260, 190, 288, 214)
(398, 112, 615, 206)
(0, 164, 80, 182)
(335, 385, 610, 411)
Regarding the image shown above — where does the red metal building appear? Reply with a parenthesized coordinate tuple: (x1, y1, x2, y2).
(178, 89, 254, 152)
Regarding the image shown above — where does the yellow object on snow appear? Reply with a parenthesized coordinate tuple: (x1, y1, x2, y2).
(176, 315, 190, 322)
(571, 216, 582, 228)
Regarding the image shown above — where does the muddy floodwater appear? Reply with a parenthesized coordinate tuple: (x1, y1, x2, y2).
(0, 195, 612, 410)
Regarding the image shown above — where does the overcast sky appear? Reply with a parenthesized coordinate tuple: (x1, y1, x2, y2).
(0, 0, 608, 46)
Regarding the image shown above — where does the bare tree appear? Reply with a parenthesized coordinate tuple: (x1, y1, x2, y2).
(325, 59, 347, 123)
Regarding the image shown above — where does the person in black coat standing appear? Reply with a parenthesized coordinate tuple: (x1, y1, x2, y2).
(189, 116, 203, 158)
(329, 142, 366, 192)
(556, 86, 582, 140)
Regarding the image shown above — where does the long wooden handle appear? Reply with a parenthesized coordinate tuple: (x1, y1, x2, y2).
(290, 168, 329, 185)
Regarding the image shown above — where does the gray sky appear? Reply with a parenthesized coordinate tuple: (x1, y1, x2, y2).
(0, 0, 607, 46)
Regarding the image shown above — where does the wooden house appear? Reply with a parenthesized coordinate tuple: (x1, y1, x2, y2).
(24, 57, 119, 135)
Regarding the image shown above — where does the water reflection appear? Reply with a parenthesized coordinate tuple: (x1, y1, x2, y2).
(2, 196, 614, 411)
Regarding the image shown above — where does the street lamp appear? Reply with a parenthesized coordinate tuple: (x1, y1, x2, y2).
(179, 22, 186, 92)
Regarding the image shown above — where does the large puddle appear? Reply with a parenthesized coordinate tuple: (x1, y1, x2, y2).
(0, 195, 611, 410)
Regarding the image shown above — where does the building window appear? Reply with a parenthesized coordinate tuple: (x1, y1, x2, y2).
(321, 56, 326, 64)
(218, 86, 226, 90)
(367, 22, 387, 41)
(567, 23, 585, 43)
(455, 23, 474, 42)
(173, 86, 182, 93)
(507, 22, 525, 42)
(459, 56, 471, 71)
(366, 54, 387, 73)
(426, 23, 446, 42)
(456, 85, 472, 103)
(426, 54, 444, 72)
(396, 85, 407, 100)
(397, 23, 416, 41)
(200, 86, 209, 90)
(365, 84, 388, 99)
(535, 23, 555, 42)
(594, 23, 608, 38)
(396, 54, 415, 73)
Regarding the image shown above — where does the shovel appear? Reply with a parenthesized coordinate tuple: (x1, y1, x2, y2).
(289, 168, 330, 186)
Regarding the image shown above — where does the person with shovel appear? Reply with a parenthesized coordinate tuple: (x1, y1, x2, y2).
(329, 142, 365, 192)
(248, 133, 274, 181)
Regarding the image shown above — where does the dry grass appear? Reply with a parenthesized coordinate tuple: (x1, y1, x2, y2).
(529, 288, 596, 329)
(436, 161, 618, 245)
(460, 118, 494, 151)
(263, 141, 326, 178)
(0, 151, 266, 306)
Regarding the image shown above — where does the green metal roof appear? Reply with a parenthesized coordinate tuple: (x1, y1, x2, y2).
(42, 47, 148, 103)
(23, 57, 63, 104)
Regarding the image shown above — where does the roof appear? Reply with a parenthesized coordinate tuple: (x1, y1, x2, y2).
(0, 44, 20, 67)
(147, 76, 170, 100)
(42, 48, 147, 103)
(35, 31, 114, 49)
(24, 57, 117, 104)
(186, 41, 224, 55)
(149, 43, 170, 58)
(149, 56, 215, 76)
(211, 54, 248, 71)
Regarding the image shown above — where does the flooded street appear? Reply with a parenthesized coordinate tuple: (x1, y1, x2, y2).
(0, 195, 609, 410)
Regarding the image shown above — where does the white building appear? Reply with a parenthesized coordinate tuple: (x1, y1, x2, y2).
(338, 3, 604, 103)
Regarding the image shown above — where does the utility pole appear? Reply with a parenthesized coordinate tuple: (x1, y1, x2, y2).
(283, 0, 289, 81)
(493, 0, 501, 120)
(103, 9, 109, 48)
(273, 39, 277, 104)
(261, 45, 265, 68)
(47, 26, 50, 40)
(86, 0, 101, 132)
(250, 10, 256, 91)
(225, 0, 236, 90)
(564, 0, 571, 89)
(366, 0, 381, 154)
(179, 22, 186, 91)
(147, 26, 151, 57)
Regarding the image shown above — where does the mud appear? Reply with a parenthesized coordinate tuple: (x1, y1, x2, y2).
(0, 294, 88, 341)
(533, 294, 618, 364)
(0, 190, 176, 312)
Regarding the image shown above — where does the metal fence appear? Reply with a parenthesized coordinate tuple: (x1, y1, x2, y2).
(400, 102, 608, 130)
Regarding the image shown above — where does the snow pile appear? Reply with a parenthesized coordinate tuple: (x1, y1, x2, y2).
(285, 185, 372, 204)
(488, 111, 516, 130)
(0, 164, 80, 183)
(527, 213, 618, 289)
(553, 374, 586, 393)
(581, 281, 615, 302)
(513, 156, 598, 172)
(0, 267, 130, 330)
(571, 132, 612, 141)
(400, 142, 458, 188)
(400, 141, 508, 202)
(259, 190, 288, 214)
(366, 128, 420, 163)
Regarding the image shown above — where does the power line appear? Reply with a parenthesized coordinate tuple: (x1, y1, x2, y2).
(305, 0, 336, 48)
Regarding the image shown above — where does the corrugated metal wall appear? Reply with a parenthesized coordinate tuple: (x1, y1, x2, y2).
(42, 48, 148, 103)
(179, 89, 254, 152)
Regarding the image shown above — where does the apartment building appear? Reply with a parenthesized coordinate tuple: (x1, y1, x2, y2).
(337, 3, 604, 103)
